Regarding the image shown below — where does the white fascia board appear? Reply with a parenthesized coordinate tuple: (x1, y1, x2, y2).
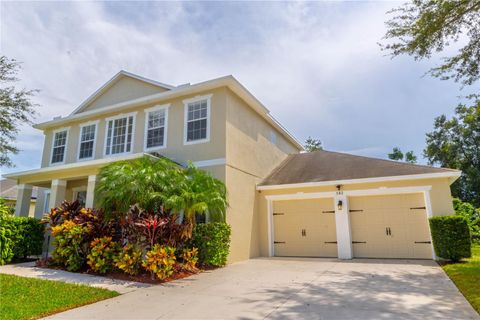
(2, 153, 158, 180)
(34, 76, 304, 151)
(257, 171, 462, 191)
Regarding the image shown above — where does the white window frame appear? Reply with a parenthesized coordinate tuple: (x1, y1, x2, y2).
(72, 186, 87, 206)
(43, 190, 51, 213)
(144, 104, 169, 151)
(77, 120, 99, 161)
(183, 94, 212, 145)
(50, 127, 70, 166)
(103, 112, 137, 157)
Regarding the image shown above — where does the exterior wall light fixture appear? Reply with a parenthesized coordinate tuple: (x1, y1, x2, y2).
(337, 200, 343, 211)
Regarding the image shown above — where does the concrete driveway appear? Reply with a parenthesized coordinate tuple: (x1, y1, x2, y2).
(45, 258, 479, 320)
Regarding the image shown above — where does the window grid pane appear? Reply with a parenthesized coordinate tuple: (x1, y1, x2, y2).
(106, 116, 134, 155)
(79, 124, 96, 159)
(146, 110, 166, 148)
(186, 100, 208, 142)
(51, 131, 67, 163)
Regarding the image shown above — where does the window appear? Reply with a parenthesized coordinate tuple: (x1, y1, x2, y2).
(74, 190, 87, 207)
(43, 191, 50, 213)
(184, 95, 211, 144)
(51, 129, 68, 164)
(105, 114, 135, 155)
(78, 123, 97, 160)
(144, 105, 168, 150)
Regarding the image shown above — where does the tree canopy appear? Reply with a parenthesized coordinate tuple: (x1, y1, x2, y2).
(424, 102, 480, 206)
(304, 137, 323, 152)
(388, 147, 417, 163)
(382, 0, 480, 87)
(0, 56, 38, 167)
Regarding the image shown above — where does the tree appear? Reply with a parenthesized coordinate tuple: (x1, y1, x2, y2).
(304, 137, 322, 152)
(0, 56, 38, 167)
(382, 0, 480, 87)
(388, 147, 404, 161)
(388, 147, 417, 163)
(424, 102, 480, 206)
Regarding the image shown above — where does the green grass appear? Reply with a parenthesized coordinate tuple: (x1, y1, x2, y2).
(0, 274, 119, 320)
(442, 243, 480, 313)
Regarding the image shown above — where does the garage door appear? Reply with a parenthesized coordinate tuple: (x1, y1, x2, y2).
(350, 193, 432, 259)
(273, 198, 337, 257)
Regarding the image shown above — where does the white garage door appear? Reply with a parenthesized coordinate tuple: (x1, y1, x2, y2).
(349, 193, 432, 259)
(273, 198, 337, 257)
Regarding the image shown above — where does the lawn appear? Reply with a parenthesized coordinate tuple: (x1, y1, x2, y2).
(442, 243, 480, 313)
(0, 274, 119, 320)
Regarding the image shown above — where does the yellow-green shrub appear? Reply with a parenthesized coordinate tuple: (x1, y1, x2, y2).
(51, 220, 90, 271)
(181, 247, 199, 272)
(87, 237, 119, 274)
(142, 244, 176, 280)
(115, 244, 143, 275)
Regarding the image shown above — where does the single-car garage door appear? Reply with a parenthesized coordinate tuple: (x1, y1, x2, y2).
(350, 193, 432, 259)
(273, 198, 337, 257)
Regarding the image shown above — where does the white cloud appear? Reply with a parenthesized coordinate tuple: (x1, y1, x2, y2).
(0, 1, 466, 174)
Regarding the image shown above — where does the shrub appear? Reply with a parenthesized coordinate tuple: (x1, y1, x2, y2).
(429, 215, 472, 261)
(12, 217, 45, 259)
(51, 220, 90, 271)
(453, 198, 480, 242)
(181, 247, 199, 272)
(192, 222, 231, 267)
(0, 210, 16, 265)
(87, 237, 120, 274)
(115, 244, 143, 276)
(142, 244, 176, 280)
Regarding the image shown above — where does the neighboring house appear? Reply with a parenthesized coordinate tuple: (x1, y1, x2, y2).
(3, 71, 460, 262)
(0, 179, 40, 217)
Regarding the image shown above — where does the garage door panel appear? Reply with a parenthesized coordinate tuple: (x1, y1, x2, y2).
(273, 198, 337, 257)
(350, 193, 432, 259)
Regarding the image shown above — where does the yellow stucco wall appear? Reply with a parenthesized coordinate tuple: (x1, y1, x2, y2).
(224, 89, 301, 262)
(5, 199, 36, 217)
(256, 177, 456, 257)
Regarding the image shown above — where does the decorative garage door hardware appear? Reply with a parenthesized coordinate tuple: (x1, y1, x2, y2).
(410, 206, 426, 210)
(322, 210, 335, 213)
(352, 241, 367, 244)
(414, 241, 432, 244)
(273, 212, 284, 216)
(349, 209, 363, 212)
(274, 241, 286, 244)
(385, 227, 392, 236)
(324, 241, 338, 244)
(301, 229, 307, 237)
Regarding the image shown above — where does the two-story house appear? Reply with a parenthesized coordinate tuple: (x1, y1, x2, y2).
(5, 71, 461, 262)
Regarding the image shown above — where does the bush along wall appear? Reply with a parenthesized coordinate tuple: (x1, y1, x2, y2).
(0, 211, 45, 265)
(192, 222, 231, 267)
(429, 215, 472, 262)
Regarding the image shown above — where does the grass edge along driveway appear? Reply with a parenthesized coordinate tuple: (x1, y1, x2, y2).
(0, 273, 119, 320)
(442, 243, 480, 314)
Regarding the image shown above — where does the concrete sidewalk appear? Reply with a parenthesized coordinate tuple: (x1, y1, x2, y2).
(0, 262, 149, 294)
(41, 258, 479, 320)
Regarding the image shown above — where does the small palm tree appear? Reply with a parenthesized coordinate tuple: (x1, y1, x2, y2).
(163, 163, 228, 238)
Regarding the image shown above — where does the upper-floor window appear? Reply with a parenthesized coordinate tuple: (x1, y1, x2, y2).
(105, 113, 136, 156)
(78, 122, 97, 160)
(183, 94, 211, 145)
(144, 105, 169, 150)
(51, 129, 68, 164)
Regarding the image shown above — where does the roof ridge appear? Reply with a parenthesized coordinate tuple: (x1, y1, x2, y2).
(310, 149, 459, 172)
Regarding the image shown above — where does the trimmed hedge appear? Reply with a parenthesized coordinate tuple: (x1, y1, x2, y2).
(429, 215, 471, 261)
(0, 211, 45, 265)
(192, 222, 231, 266)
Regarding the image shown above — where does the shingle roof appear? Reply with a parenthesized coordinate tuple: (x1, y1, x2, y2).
(0, 179, 39, 200)
(259, 150, 459, 186)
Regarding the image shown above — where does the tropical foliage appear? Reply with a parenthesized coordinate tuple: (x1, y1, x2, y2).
(142, 244, 176, 280)
(192, 222, 231, 267)
(115, 244, 143, 276)
(87, 237, 119, 274)
(454, 198, 480, 242)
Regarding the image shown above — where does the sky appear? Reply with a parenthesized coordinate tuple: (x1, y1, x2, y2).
(0, 1, 473, 175)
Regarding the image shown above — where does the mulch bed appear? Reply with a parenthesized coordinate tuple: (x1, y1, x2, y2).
(35, 259, 215, 284)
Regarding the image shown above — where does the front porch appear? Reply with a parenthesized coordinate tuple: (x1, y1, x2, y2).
(3, 153, 154, 218)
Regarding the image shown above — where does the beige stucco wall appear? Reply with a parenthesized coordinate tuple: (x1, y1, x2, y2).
(224, 89, 301, 262)
(5, 199, 36, 217)
(256, 177, 456, 257)
(41, 87, 227, 168)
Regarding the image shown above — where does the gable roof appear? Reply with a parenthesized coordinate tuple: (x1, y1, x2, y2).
(0, 179, 39, 200)
(258, 150, 461, 189)
(70, 70, 175, 115)
(34, 74, 304, 150)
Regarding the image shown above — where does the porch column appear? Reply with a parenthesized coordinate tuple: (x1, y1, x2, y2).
(49, 179, 67, 209)
(334, 192, 353, 259)
(15, 184, 33, 217)
(85, 175, 97, 208)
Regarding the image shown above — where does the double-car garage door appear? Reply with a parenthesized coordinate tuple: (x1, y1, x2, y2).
(273, 193, 432, 259)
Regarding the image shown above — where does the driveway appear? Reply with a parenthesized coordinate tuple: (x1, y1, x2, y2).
(45, 258, 479, 320)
